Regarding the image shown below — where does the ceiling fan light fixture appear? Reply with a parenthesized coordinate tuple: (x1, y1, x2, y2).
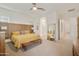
(30, 3, 45, 11)
(33, 6, 37, 10)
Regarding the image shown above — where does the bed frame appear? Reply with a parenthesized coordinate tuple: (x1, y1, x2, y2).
(22, 39, 42, 49)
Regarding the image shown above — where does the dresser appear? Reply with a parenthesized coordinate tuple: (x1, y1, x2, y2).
(0, 31, 5, 56)
(73, 17, 79, 56)
(73, 39, 79, 56)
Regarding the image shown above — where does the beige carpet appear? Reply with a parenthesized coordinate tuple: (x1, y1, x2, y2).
(5, 39, 73, 56)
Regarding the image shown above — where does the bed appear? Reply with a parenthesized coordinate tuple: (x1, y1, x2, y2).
(11, 31, 41, 49)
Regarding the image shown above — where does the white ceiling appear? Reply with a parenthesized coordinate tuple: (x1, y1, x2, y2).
(0, 3, 79, 16)
(0, 3, 79, 25)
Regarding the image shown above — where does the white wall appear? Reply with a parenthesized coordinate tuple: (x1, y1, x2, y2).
(69, 17, 77, 41)
(32, 12, 59, 40)
(39, 17, 47, 39)
(60, 17, 77, 41)
(0, 7, 32, 25)
(0, 7, 57, 26)
(0, 7, 59, 40)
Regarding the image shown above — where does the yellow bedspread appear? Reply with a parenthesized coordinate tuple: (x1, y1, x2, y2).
(11, 33, 40, 48)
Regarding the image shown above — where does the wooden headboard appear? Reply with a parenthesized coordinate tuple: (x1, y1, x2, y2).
(0, 22, 33, 38)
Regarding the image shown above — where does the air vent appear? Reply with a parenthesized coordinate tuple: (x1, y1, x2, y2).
(67, 8, 75, 12)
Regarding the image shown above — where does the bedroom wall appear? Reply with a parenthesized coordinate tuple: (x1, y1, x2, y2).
(0, 7, 57, 29)
(0, 7, 32, 25)
(0, 7, 59, 40)
(60, 16, 77, 41)
(32, 12, 59, 40)
(0, 22, 33, 38)
(0, 7, 34, 39)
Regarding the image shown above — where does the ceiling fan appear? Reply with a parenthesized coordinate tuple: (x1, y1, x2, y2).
(30, 3, 45, 11)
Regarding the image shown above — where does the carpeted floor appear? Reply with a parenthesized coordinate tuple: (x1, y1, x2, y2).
(5, 39, 73, 56)
(6, 41, 41, 52)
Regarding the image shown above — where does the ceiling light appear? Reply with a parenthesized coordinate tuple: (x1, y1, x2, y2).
(33, 6, 37, 10)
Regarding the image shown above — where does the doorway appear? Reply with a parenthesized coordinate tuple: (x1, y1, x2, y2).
(60, 17, 77, 40)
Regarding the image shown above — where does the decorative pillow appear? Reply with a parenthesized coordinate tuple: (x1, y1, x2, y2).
(20, 31, 26, 35)
(12, 32, 20, 35)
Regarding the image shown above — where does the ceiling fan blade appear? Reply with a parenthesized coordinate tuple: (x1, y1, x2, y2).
(32, 3, 36, 7)
(30, 3, 37, 11)
(38, 7, 45, 11)
(30, 3, 45, 11)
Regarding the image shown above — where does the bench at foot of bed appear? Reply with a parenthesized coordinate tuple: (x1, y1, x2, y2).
(22, 39, 42, 49)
